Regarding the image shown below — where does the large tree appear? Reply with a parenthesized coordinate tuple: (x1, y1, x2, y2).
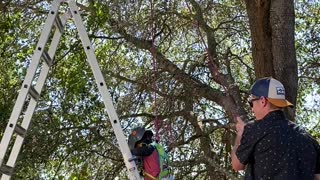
(245, 0, 298, 120)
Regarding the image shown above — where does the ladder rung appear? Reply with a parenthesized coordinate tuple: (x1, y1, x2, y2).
(128, 156, 140, 162)
(14, 124, 27, 137)
(42, 50, 53, 66)
(28, 85, 40, 101)
(54, 15, 64, 33)
(0, 164, 14, 176)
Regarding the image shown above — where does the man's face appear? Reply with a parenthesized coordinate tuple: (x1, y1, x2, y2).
(248, 96, 260, 108)
(248, 95, 266, 120)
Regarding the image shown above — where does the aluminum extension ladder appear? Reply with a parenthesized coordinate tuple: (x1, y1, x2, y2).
(0, 0, 140, 179)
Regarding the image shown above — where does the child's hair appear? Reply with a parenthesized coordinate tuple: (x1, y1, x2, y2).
(128, 127, 154, 149)
(135, 130, 153, 147)
(142, 130, 153, 139)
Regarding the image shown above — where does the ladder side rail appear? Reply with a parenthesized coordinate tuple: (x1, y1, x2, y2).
(0, 0, 62, 168)
(68, 1, 140, 180)
(3, 12, 69, 179)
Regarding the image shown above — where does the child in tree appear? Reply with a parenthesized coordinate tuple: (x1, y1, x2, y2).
(128, 127, 160, 180)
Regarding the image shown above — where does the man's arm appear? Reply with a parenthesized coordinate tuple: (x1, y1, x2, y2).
(231, 134, 245, 171)
(315, 139, 320, 180)
(231, 117, 246, 171)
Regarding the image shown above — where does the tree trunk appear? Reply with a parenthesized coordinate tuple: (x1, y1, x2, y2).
(245, 0, 297, 120)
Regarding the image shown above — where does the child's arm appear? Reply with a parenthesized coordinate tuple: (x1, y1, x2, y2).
(131, 144, 155, 156)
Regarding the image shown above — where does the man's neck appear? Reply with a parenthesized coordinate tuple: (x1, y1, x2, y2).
(256, 108, 282, 121)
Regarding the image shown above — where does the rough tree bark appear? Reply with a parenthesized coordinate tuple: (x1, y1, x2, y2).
(245, 0, 298, 120)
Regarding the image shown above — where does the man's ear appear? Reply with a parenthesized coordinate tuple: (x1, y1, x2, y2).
(262, 97, 268, 107)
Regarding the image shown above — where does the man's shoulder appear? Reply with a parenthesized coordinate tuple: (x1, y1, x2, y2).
(285, 120, 311, 135)
(245, 120, 256, 127)
(242, 120, 262, 137)
(244, 120, 259, 130)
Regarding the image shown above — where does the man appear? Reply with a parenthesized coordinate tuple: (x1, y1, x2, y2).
(231, 77, 320, 180)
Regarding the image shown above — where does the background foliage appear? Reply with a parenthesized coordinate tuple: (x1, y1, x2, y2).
(0, 0, 319, 179)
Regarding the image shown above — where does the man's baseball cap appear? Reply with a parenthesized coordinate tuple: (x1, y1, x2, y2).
(250, 77, 293, 107)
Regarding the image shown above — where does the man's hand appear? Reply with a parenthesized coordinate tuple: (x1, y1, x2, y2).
(236, 116, 246, 136)
(231, 116, 246, 171)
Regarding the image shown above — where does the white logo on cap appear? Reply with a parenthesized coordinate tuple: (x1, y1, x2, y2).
(276, 87, 285, 95)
